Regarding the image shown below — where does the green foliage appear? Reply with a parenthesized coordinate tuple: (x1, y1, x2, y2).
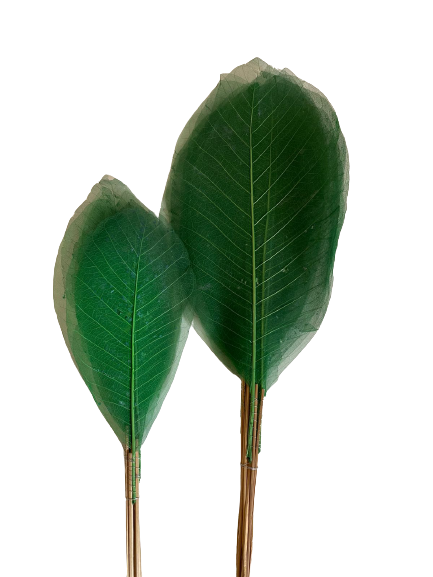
(54, 176, 194, 455)
(162, 58, 348, 396)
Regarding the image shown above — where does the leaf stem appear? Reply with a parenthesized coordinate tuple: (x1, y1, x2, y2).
(133, 491, 142, 576)
(127, 454, 134, 576)
(237, 381, 264, 577)
(125, 449, 142, 577)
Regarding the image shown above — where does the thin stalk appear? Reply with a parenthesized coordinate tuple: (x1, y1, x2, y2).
(242, 386, 251, 576)
(123, 450, 129, 577)
(134, 452, 142, 577)
(237, 381, 248, 573)
(125, 449, 142, 577)
(126, 451, 134, 577)
(248, 388, 263, 569)
(236, 381, 264, 577)
(247, 385, 258, 566)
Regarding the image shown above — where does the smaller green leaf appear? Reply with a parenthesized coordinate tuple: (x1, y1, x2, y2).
(54, 176, 194, 461)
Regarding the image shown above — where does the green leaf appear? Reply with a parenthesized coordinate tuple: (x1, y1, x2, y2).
(162, 58, 348, 395)
(54, 176, 194, 460)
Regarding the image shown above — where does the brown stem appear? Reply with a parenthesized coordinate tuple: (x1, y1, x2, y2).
(236, 379, 247, 577)
(247, 385, 258, 568)
(123, 449, 129, 577)
(125, 449, 142, 577)
(236, 381, 264, 577)
(126, 451, 134, 577)
(134, 452, 142, 577)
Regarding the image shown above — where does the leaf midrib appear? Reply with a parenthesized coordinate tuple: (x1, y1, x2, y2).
(260, 91, 274, 390)
(130, 230, 146, 500)
(249, 87, 257, 391)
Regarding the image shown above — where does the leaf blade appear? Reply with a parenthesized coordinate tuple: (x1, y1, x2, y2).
(54, 176, 194, 450)
(162, 58, 349, 391)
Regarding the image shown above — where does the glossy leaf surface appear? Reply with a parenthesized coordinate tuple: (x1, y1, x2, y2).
(54, 176, 194, 449)
(162, 58, 348, 392)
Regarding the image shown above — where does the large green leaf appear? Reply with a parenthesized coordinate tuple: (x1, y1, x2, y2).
(54, 176, 194, 463)
(162, 58, 348, 394)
